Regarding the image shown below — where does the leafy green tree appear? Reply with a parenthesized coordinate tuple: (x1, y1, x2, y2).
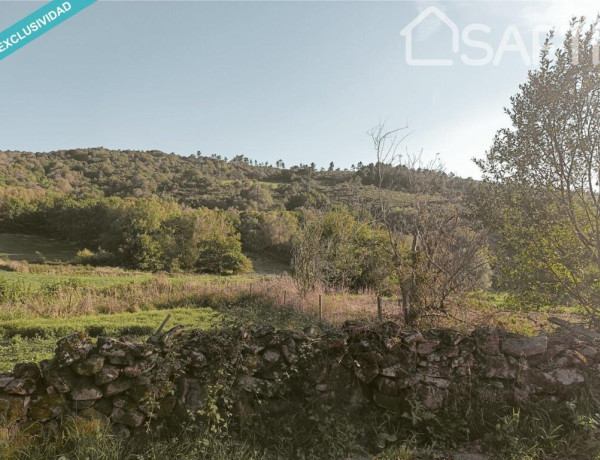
(194, 209, 252, 275)
(102, 197, 179, 271)
(477, 19, 600, 320)
(472, 185, 586, 309)
(239, 210, 298, 261)
(291, 208, 393, 295)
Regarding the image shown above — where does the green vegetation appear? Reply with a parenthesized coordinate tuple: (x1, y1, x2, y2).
(0, 195, 253, 274)
(0, 270, 153, 291)
(475, 21, 600, 323)
(0, 308, 220, 372)
(291, 207, 394, 296)
(0, 262, 300, 373)
(0, 307, 220, 340)
(0, 150, 469, 211)
(0, 140, 470, 282)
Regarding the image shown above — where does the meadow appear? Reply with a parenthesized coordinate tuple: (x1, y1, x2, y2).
(0, 251, 584, 374)
(0, 234, 596, 459)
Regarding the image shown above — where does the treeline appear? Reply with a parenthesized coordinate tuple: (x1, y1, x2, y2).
(0, 188, 410, 292)
(0, 148, 471, 212)
(0, 192, 252, 274)
(0, 148, 476, 293)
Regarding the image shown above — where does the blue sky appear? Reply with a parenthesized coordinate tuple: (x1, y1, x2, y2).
(1, 1, 599, 178)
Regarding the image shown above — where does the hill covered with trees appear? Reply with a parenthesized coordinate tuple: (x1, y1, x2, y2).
(0, 148, 472, 276)
(0, 147, 471, 211)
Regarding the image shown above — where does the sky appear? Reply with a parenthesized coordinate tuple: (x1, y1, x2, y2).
(1, 0, 599, 179)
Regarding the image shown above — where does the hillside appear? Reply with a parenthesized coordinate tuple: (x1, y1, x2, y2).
(0, 148, 472, 212)
(0, 148, 475, 276)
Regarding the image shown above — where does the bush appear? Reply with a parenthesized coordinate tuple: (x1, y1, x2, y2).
(291, 208, 394, 294)
(0, 275, 31, 302)
(76, 248, 116, 266)
(239, 210, 298, 262)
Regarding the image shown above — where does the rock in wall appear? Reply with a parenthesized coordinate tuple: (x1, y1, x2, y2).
(0, 321, 597, 437)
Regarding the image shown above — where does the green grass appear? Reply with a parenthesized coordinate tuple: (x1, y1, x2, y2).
(0, 271, 154, 290)
(0, 268, 259, 294)
(0, 307, 222, 371)
(0, 307, 221, 337)
(0, 233, 80, 262)
(258, 181, 282, 189)
(0, 260, 285, 372)
(468, 290, 589, 316)
(0, 336, 59, 373)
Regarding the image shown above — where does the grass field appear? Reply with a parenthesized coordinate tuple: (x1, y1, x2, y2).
(0, 268, 314, 372)
(0, 233, 587, 375)
(0, 264, 584, 373)
(0, 233, 256, 369)
(0, 266, 256, 290)
(0, 233, 80, 262)
(0, 233, 295, 370)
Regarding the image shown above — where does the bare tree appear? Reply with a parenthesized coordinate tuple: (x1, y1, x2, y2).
(369, 123, 489, 324)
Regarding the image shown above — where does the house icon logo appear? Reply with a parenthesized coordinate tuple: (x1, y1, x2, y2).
(401, 6, 459, 66)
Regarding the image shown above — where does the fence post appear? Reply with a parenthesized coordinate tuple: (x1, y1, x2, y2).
(319, 295, 323, 323)
(377, 296, 382, 321)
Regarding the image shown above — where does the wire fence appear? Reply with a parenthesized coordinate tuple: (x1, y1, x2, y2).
(213, 275, 405, 326)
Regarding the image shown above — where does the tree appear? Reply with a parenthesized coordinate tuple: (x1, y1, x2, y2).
(477, 19, 600, 322)
(193, 209, 252, 275)
(239, 210, 298, 261)
(160, 208, 252, 274)
(291, 214, 323, 299)
(102, 197, 179, 271)
(369, 124, 489, 324)
(470, 184, 582, 309)
(291, 208, 394, 296)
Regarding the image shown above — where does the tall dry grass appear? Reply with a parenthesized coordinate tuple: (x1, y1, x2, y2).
(0, 272, 399, 324)
(0, 268, 581, 335)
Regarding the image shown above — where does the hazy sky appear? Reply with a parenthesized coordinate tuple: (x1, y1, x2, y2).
(1, 0, 599, 178)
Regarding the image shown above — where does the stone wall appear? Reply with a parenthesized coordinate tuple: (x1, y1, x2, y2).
(0, 321, 597, 437)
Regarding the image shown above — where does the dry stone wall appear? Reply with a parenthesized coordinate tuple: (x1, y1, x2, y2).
(0, 321, 597, 437)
